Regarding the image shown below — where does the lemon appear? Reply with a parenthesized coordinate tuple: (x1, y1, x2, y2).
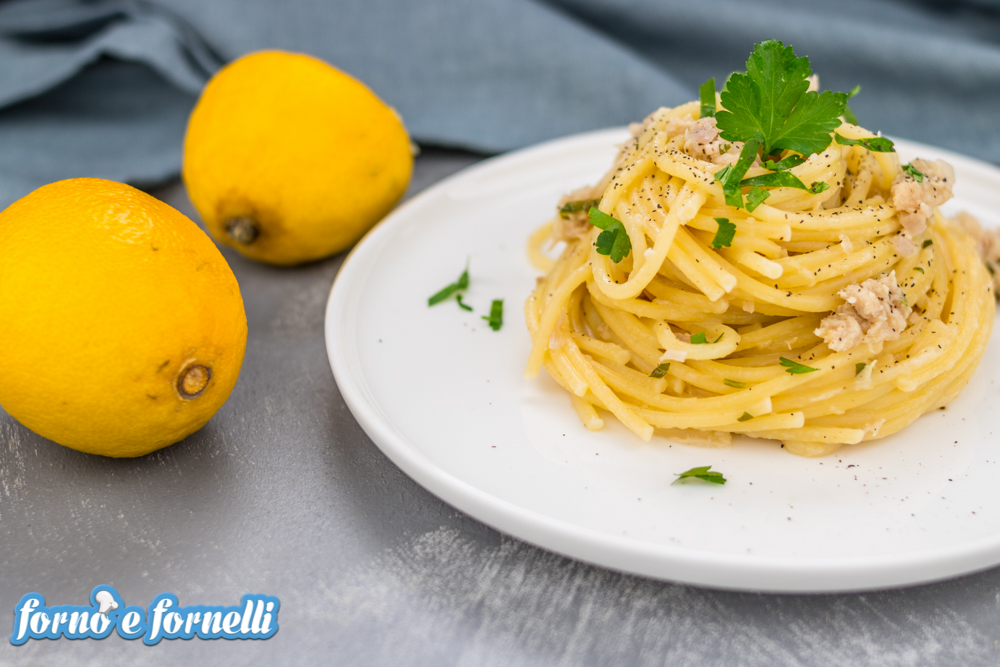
(182, 50, 413, 266)
(0, 178, 247, 458)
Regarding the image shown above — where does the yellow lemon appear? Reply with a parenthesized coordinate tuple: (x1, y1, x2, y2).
(182, 50, 413, 266)
(0, 178, 247, 457)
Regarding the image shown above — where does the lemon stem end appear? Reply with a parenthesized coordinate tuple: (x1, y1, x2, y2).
(225, 217, 259, 245)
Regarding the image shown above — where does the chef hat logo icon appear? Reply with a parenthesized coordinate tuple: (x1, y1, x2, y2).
(94, 590, 119, 616)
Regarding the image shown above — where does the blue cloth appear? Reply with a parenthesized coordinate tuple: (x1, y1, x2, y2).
(1, 0, 999, 208)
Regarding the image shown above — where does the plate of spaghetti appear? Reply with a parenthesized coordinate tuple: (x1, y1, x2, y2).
(327, 42, 1000, 591)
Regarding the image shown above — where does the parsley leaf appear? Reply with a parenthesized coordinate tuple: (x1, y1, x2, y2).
(745, 186, 770, 213)
(690, 332, 723, 345)
(808, 181, 830, 194)
(560, 198, 600, 219)
(762, 154, 806, 171)
(674, 465, 727, 485)
(780, 357, 819, 374)
(923, 239, 933, 249)
(737, 412, 755, 422)
(456, 294, 473, 312)
(588, 207, 632, 263)
(855, 362, 867, 376)
(903, 163, 925, 182)
(834, 133, 895, 153)
(714, 138, 760, 208)
(711, 217, 737, 249)
(914, 267, 925, 274)
(843, 84, 861, 125)
(716, 40, 847, 157)
(699, 78, 716, 119)
(741, 171, 809, 190)
(428, 264, 470, 306)
(723, 378, 746, 388)
(482, 299, 503, 331)
(650, 363, 670, 378)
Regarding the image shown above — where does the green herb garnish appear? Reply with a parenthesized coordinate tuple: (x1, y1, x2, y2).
(855, 362, 867, 376)
(674, 465, 727, 485)
(650, 363, 671, 378)
(843, 84, 861, 125)
(699, 78, 717, 119)
(834, 133, 895, 153)
(715, 40, 848, 158)
(737, 412, 755, 422)
(714, 139, 760, 208)
(779, 356, 819, 374)
(914, 267, 925, 274)
(690, 332, 723, 345)
(456, 294, 473, 312)
(711, 217, 737, 249)
(588, 207, 632, 263)
(560, 198, 601, 219)
(923, 239, 933, 249)
(482, 299, 503, 331)
(745, 186, 770, 213)
(902, 163, 925, 182)
(428, 264, 470, 306)
(724, 378, 746, 388)
(762, 154, 807, 172)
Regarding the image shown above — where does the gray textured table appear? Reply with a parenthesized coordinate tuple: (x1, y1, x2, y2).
(2, 150, 1000, 667)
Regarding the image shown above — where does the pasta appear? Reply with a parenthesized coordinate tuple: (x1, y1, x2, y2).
(524, 100, 995, 457)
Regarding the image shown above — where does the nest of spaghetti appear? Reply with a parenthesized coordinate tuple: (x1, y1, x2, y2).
(524, 101, 995, 457)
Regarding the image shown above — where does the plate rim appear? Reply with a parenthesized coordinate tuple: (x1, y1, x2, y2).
(326, 127, 1000, 593)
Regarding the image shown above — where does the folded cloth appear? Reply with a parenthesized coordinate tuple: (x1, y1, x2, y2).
(1, 0, 998, 209)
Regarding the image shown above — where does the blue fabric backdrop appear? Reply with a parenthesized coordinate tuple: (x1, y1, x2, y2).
(1, 0, 998, 208)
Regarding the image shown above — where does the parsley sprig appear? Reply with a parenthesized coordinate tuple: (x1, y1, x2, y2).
(715, 40, 848, 158)
(674, 466, 727, 485)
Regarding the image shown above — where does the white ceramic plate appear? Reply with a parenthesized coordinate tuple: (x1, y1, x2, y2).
(325, 129, 1000, 592)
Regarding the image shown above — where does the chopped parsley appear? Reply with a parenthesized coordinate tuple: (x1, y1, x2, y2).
(737, 412, 755, 422)
(711, 217, 737, 249)
(690, 332, 724, 345)
(560, 198, 600, 219)
(914, 267, 925, 274)
(700, 78, 717, 119)
(715, 40, 848, 158)
(779, 357, 819, 374)
(723, 378, 746, 388)
(843, 84, 861, 125)
(428, 264, 470, 306)
(588, 207, 632, 263)
(674, 465, 727, 485)
(714, 138, 760, 208)
(741, 171, 808, 190)
(855, 362, 867, 376)
(762, 154, 806, 172)
(482, 299, 503, 331)
(745, 186, 770, 213)
(834, 133, 895, 153)
(903, 163, 925, 182)
(456, 294, 473, 312)
(650, 363, 671, 378)
(923, 239, 933, 249)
